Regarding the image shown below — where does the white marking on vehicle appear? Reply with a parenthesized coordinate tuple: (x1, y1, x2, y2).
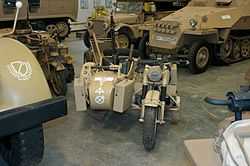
(7, 61, 32, 81)
(221, 15, 231, 20)
(95, 96, 105, 105)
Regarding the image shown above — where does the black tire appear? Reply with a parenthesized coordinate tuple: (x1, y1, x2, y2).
(117, 29, 133, 49)
(64, 64, 75, 83)
(0, 125, 44, 166)
(188, 42, 211, 74)
(50, 68, 67, 96)
(138, 33, 150, 59)
(143, 107, 158, 151)
(83, 31, 91, 48)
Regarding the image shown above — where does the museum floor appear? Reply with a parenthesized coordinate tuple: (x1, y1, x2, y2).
(39, 36, 250, 166)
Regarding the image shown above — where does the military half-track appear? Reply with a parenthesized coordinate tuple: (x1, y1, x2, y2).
(140, 0, 250, 74)
(0, 0, 78, 40)
(0, 2, 67, 165)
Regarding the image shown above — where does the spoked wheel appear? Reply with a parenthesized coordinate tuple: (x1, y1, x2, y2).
(241, 39, 250, 58)
(56, 21, 71, 41)
(46, 24, 57, 36)
(189, 42, 211, 74)
(117, 33, 131, 49)
(0, 125, 44, 166)
(221, 37, 233, 61)
(232, 40, 241, 60)
(50, 67, 67, 96)
(143, 107, 158, 151)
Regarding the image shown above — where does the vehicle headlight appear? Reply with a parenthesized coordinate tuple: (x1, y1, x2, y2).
(189, 18, 198, 28)
(104, 23, 109, 30)
(147, 70, 162, 82)
(87, 21, 94, 28)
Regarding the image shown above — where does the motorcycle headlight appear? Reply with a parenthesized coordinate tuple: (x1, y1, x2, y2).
(104, 23, 109, 30)
(147, 70, 162, 82)
(87, 21, 94, 28)
(189, 18, 198, 28)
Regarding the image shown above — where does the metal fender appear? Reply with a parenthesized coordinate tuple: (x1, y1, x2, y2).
(144, 90, 161, 108)
(114, 24, 138, 38)
(0, 38, 51, 111)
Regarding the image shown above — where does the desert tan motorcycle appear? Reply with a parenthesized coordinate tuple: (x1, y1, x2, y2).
(139, 61, 180, 151)
(75, 42, 180, 151)
(0, 2, 67, 166)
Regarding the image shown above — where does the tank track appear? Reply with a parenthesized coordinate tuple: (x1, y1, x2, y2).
(219, 35, 250, 64)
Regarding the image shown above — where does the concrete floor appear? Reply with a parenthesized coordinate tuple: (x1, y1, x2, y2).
(40, 37, 250, 166)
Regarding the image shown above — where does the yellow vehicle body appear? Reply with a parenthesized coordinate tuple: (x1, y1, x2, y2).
(0, 37, 51, 111)
(147, 0, 250, 74)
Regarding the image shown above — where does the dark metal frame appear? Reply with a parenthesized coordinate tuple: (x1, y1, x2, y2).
(0, 96, 67, 138)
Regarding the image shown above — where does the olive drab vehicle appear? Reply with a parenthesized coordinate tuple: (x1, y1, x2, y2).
(0, 0, 78, 40)
(140, 0, 250, 74)
(0, 2, 67, 166)
(83, 0, 188, 49)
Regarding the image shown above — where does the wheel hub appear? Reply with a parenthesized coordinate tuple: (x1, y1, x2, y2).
(196, 47, 209, 68)
(233, 40, 241, 59)
(222, 38, 233, 59)
(117, 34, 129, 48)
(241, 39, 250, 57)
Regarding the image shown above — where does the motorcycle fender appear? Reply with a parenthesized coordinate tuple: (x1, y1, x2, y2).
(144, 90, 160, 108)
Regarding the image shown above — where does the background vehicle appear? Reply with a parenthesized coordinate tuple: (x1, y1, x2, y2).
(140, 0, 250, 74)
(0, 2, 67, 165)
(0, 0, 78, 40)
(83, 0, 188, 49)
(6, 29, 75, 96)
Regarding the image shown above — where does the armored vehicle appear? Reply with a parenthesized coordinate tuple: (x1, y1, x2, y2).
(140, 0, 250, 74)
(0, 2, 67, 165)
(6, 29, 75, 96)
(84, 0, 188, 49)
(0, 0, 78, 40)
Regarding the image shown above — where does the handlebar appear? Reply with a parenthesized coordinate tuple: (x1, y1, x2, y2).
(204, 97, 229, 106)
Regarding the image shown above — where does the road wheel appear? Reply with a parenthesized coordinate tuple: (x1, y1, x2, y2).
(64, 64, 75, 83)
(138, 33, 150, 59)
(0, 125, 44, 166)
(83, 31, 91, 48)
(143, 107, 158, 151)
(188, 42, 211, 74)
(50, 67, 67, 96)
(117, 29, 132, 49)
(56, 21, 71, 41)
(221, 37, 233, 61)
